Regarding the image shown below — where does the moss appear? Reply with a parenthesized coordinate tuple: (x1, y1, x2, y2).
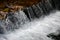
(3, 8, 9, 12)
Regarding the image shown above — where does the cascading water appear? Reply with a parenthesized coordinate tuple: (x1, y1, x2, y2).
(0, 0, 60, 40)
(0, 10, 29, 33)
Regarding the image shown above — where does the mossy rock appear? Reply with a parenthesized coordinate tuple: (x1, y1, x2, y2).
(3, 8, 9, 12)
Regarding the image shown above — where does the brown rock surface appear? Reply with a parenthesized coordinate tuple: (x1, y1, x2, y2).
(0, 0, 41, 20)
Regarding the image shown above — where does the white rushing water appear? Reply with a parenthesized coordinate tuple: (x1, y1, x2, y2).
(0, 10, 60, 40)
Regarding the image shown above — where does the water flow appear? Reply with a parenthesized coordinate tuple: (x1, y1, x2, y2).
(23, 0, 53, 21)
(0, 10, 29, 33)
(0, 10, 60, 40)
(0, 0, 60, 40)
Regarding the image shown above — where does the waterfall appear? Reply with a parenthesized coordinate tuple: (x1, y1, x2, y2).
(0, 10, 60, 40)
(0, 10, 29, 33)
(23, 0, 53, 21)
(0, 0, 56, 35)
(0, 0, 60, 40)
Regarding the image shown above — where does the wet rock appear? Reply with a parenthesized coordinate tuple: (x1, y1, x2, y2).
(50, 0, 60, 10)
(47, 33, 60, 40)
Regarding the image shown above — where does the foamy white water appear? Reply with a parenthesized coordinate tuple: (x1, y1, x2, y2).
(0, 10, 60, 40)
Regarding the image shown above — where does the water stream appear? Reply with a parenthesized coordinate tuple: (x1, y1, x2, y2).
(0, 0, 60, 40)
